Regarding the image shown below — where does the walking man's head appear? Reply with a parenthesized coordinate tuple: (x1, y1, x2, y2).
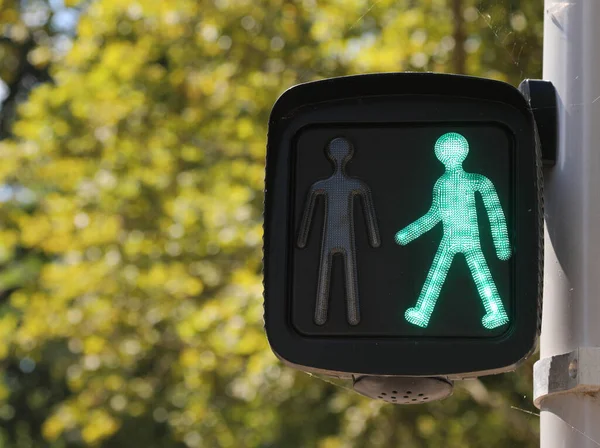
(326, 137, 353, 169)
(434, 132, 469, 169)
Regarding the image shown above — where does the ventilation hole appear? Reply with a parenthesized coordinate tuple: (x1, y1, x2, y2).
(412, 399, 417, 402)
(403, 395, 409, 399)
(381, 392, 387, 396)
(378, 396, 383, 399)
(424, 397, 429, 400)
(392, 390, 398, 394)
(391, 396, 396, 399)
(406, 391, 412, 394)
(418, 393, 424, 396)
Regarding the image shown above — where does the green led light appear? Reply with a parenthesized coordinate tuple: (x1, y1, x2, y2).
(395, 132, 511, 330)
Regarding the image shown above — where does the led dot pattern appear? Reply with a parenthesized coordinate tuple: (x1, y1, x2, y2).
(395, 132, 511, 330)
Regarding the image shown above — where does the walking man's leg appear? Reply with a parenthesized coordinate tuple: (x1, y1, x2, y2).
(405, 243, 454, 328)
(465, 248, 508, 329)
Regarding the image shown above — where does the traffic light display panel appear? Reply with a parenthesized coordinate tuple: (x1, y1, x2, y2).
(264, 74, 541, 377)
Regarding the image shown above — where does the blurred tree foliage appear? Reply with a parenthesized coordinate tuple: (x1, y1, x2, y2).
(0, 0, 542, 447)
(0, 0, 80, 138)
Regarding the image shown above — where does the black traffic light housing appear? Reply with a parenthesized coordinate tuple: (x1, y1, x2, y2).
(263, 73, 542, 380)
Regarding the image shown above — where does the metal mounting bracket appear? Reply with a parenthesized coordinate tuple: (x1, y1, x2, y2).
(518, 79, 558, 166)
(533, 347, 600, 409)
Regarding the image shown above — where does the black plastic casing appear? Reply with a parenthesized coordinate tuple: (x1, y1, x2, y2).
(263, 73, 542, 378)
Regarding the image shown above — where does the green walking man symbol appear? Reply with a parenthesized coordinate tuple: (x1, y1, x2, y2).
(395, 132, 511, 330)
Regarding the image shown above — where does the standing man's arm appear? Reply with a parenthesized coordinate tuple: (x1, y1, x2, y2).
(477, 175, 511, 260)
(359, 184, 381, 248)
(297, 184, 323, 248)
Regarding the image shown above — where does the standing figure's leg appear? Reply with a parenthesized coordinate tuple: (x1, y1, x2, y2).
(343, 246, 360, 325)
(405, 242, 454, 328)
(464, 248, 509, 329)
(314, 248, 333, 325)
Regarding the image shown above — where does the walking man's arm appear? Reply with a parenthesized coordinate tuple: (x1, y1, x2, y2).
(477, 175, 511, 260)
(395, 199, 440, 246)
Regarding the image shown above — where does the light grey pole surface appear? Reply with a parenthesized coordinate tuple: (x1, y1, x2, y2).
(541, 0, 600, 446)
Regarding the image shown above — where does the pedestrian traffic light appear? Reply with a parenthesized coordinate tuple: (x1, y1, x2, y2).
(263, 73, 542, 379)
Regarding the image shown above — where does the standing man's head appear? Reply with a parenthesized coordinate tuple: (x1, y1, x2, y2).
(434, 132, 469, 169)
(326, 137, 353, 170)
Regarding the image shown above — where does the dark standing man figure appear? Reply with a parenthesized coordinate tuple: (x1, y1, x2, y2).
(297, 137, 380, 326)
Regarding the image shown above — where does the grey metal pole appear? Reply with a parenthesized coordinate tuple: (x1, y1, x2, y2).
(540, 0, 600, 446)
